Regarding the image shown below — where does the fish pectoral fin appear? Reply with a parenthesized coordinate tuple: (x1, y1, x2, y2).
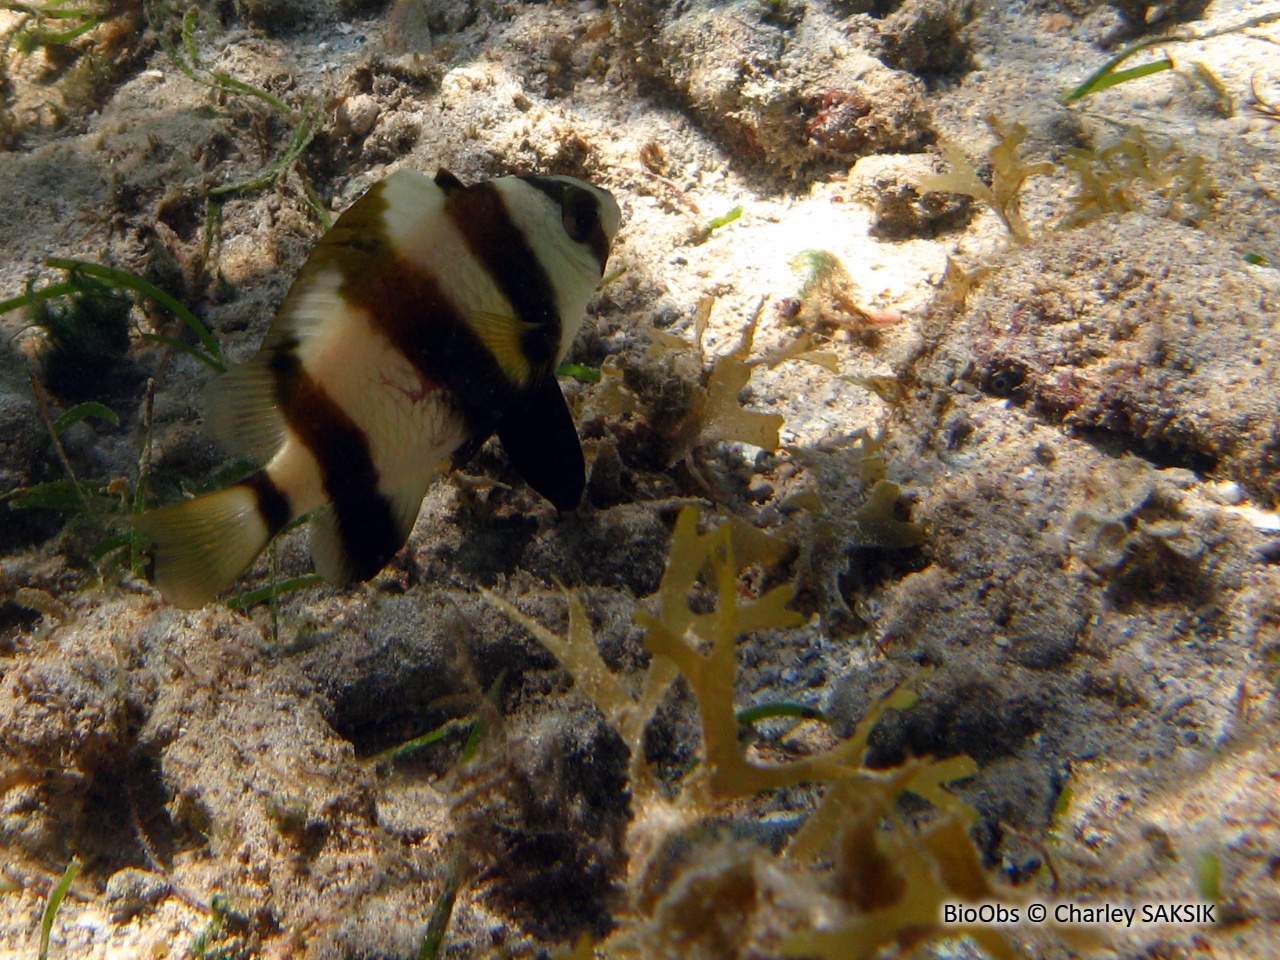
(466, 310, 540, 388)
(204, 353, 287, 461)
(309, 475, 433, 585)
(496, 375, 584, 512)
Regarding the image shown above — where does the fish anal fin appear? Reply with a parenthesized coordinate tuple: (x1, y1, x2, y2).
(309, 505, 357, 586)
(204, 354, 286, 461)
(434, 169, 466, 194)
(497, 376, 584, 511)
(309, 475, 434, 586)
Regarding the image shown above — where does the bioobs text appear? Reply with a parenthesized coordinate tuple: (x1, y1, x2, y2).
(942, 903, 1022, 924)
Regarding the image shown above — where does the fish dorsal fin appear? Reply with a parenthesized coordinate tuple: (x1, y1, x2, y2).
(434, 168, 466, 194)
(271, 260, 350, 355)
(496, 374, 584, 511)
(265, 170, 436, 349)
(466, 310, 539, 388)
(204, 353, 286, 461)
(309, 475, 434, 585)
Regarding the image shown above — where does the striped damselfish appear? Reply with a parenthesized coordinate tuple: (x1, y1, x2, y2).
(135, 167, 621, 608)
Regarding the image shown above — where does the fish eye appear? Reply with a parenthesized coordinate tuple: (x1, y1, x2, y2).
(561, 189, 600, 243)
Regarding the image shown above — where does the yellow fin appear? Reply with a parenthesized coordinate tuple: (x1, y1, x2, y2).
(466, 310, 537, 387)
(132, 485, 271, 608)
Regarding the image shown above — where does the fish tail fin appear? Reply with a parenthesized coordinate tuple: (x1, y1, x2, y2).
(131, 475, 279, 609)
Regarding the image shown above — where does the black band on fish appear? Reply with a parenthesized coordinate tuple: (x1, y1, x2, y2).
(444, 182, 562, 367)
(520, 175, 613, 274)
(270, 343, 402, 581)
(358, 253, 520, 440)
(302, 179, 522, 440)
(241, 470, 292, 537)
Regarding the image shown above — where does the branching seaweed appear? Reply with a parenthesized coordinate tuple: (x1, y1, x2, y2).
(143, 2, 327, 223)
(784, 808, 1028, 960)
(635, 509, 808, 801)
(919, 117, 1216, 240)
(1061, 125, 1214, 226)
(207, 101, 321, 200)
(482, 586, 679, 794)
(4, 1, 104, 55)
(0, 257, 225, 372)
(0, 260, 224, 581)
(145, 3, 292, 115)
(481, 506, 1087, 960)
(643, 296, 785, 467)
(919, 119, 1053, 242)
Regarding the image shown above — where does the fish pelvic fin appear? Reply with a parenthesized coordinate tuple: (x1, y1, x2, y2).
(496, 374, 584, 511)
(132, 474, 283, 608)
